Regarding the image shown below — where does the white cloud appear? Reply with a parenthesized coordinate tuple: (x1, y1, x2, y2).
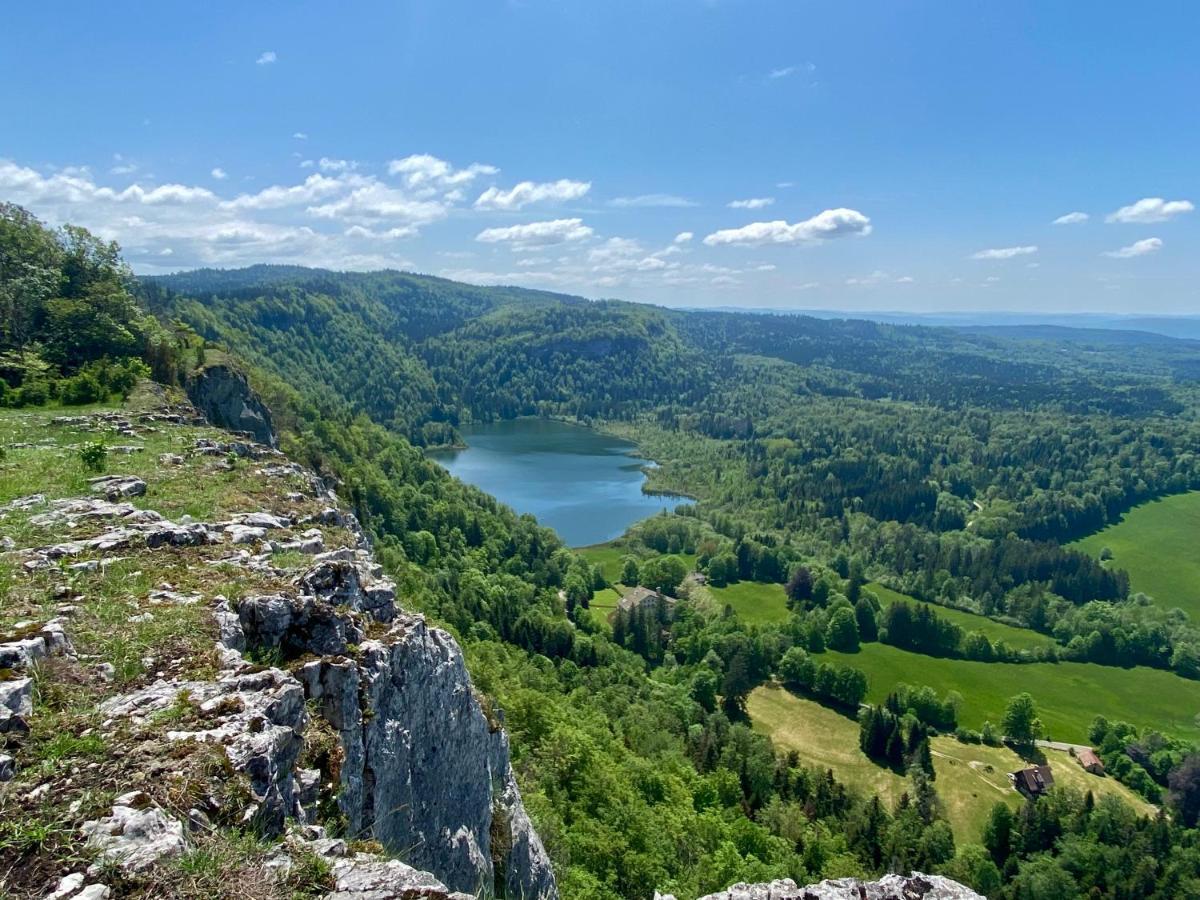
(387, 154, 498, 190)
(211, 167, 228, 180)
(475, 218, 593, 248)
(703, 208, 872, 246)
(970, 245, 1038, 260)
(110, 154, 138, 175)
(318, 157, 358, 173)
(1052, 211, 1088, 225)
(223, 173, 359, 211)
(1106, 197, 1194, 224)
(306, 182, 448, 224)
(673, 231, 694, 244)
(846, 270, 913, 286)
(609, 194, 698, 208)
(728, 197, 774, 210)
(256, 51, 277, 65)
(754, 264, 777, 272)
(1104, 237, 1162, 258)
(768, 66, 797, 80)
(293, 132, 308, 140)
(474, 179, 591, 210)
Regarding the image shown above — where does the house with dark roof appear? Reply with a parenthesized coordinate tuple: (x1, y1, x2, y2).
(1009, 764, 1055, 798)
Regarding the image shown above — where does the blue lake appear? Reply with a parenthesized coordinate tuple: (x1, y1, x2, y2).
(428, 418, 687, 547)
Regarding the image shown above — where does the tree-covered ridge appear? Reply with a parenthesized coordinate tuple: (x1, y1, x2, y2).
(0, 203, 190, 406)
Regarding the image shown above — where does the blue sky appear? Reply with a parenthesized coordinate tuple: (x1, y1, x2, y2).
(1, 1, 1197, 312)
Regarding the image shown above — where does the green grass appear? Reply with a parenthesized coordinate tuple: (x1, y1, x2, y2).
(1071, 491, 1200, 618)
(705, 579, 790, 625)
(577, 543, 629, 582)
(750, 685, 1155, 842)
(584, 586, 621, 630)
(868, 583, 1057, 652)
(822, 642, 1200, 743)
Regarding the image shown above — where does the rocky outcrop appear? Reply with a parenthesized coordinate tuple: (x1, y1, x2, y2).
(4, 403, 556, 899)
(186, 363, 276, 447)
(296, 615, 556, 900)
(656, 873, 983, 900)
(229, 551, 557, 899)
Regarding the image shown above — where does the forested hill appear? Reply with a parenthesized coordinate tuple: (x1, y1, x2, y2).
(142, 266, 1192, 445)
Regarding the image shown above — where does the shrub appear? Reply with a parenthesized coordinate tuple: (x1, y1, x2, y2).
(77, 441, 108, 473)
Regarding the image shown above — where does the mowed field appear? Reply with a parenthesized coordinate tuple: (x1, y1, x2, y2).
(1071, 491, 1200, 619)
(823, 642, 1200, 743)
(868, 583, 1056, 652)
(749, 685, 1155, 843)
(705, 580, 790, 625)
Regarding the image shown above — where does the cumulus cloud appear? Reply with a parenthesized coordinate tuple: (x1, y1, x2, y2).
(318, 157, 358, 173)
(387, 154, 498, 191)
(609, 194, 698, 208)
(256, 51, 277, 65)
(703, 208, 871, 246)
(475, 218, 593, 248)
(1106, 197, 1194, 224)
(0, 156, 457, 273)
(728, 197, 774, 210)
(970, 245, 1038, 260)
(307, 183, 448, 224)
(673, 231, 694, 244)
(1104, 237, 1162, 258)
(1052, 211, 1088, 225)
(211, 167, 228, 180)
(474, 178, 591, 210)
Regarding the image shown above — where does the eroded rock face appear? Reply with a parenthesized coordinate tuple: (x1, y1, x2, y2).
(186, 363, 276, 447)
(655, 873, 984, 900)
(325, 854, 476, 900)
(298, 615, 556, 899)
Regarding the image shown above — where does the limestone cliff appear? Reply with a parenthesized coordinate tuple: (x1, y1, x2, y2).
(185, 362, 277, 447)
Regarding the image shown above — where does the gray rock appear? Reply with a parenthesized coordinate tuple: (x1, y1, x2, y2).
(87, 475, 147, 501)
(235, 511, 291, 529)
(47, 872, 85, 899)
(100, 669, 307, 834)
(670, 874, 984, 900)
(236, 594, 360, 658)
(81, 796, 187, 872)
(0, 752, 13, 781)
(0, 676, 34, 718)
(75, 885, 112, 900)
(143, 521, 222, 548)
(1, 493, 45, 513)
(324, 854, 476, 900)
(308, 616, 556, 899)
(186, 363, 277, 447)
(0, 637, 46, 670)
(298, 557, 396, 623)
(227, 523, 267, 544)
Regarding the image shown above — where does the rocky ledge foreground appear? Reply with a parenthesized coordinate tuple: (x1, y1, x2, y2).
(0, 401, 553, 899)
(659, 873, 983, 900)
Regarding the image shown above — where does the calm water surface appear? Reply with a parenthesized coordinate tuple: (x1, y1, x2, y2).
(428, 419, 687, 546)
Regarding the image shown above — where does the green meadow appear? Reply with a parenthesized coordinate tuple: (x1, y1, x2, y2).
(823, 642, 1200, 744)
(705, 579, 791, 625)
(749, 686, 1154, 842)
(868, 583, 1057, 652)
(1071, 491, 1200, 619)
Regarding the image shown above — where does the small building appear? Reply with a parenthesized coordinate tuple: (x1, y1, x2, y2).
(1073, 747, 1105, 775)
(1009, 765, 1055, 798)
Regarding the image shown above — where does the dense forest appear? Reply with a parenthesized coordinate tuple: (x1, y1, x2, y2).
(8, 206, 1200, 897)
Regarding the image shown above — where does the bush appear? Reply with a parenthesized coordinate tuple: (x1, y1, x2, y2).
(77, 441, 108, 473)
